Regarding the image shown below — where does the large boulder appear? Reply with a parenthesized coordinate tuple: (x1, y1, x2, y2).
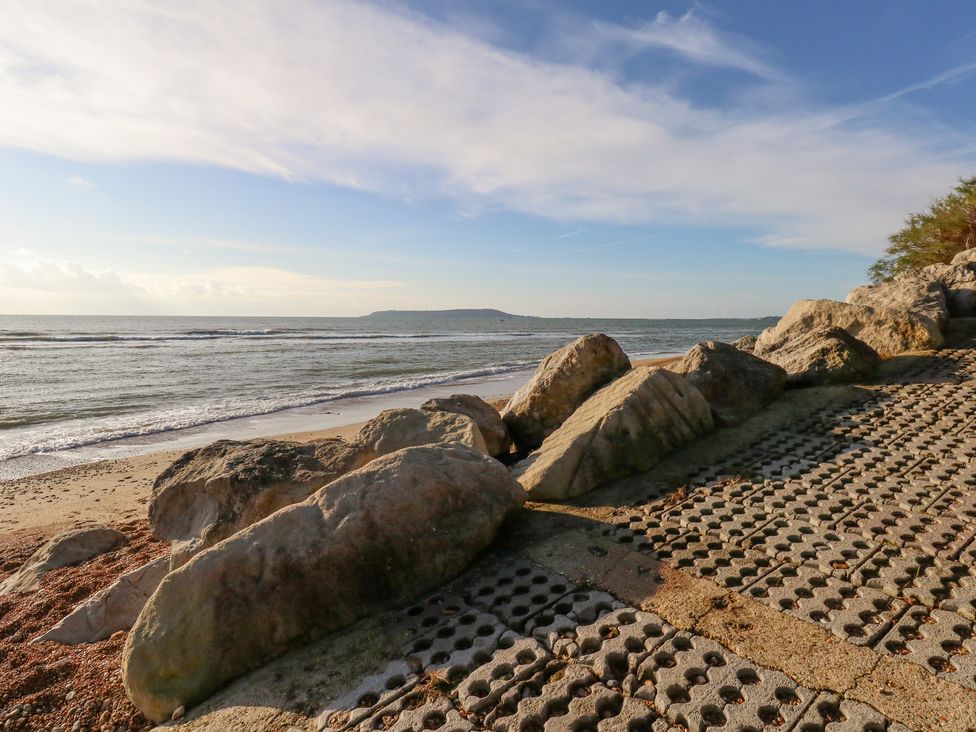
(918, 262, 976, 316)
(512, 367, 713, 501)
(502, 334, 631, 452)
(355, 408, 487, 459)
(760, 326, 880, 386)
(34, 556, 169, 644)
(150, 438, 371, 567)
(421, 394, 511, 457)
(846, 278, 948, 330)
(668, 341, 787, 426)
(122, 444, 525, 723)
(0, 527, 124, 596)
(754, 299, 942, 358)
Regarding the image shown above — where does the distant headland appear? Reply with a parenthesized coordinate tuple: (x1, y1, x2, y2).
(360, 308, 530, 319)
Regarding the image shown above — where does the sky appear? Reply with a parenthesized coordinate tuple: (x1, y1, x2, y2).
(1, 1, 975, 318)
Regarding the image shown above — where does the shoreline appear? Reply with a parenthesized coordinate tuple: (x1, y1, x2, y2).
(0, 355, 681, 539)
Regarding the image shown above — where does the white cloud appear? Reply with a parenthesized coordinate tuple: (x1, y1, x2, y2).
(0, 1, 971, 253)
(65, 173, 93, 187)
(0, 254, 403, 315)
(0, 255, 125, 292)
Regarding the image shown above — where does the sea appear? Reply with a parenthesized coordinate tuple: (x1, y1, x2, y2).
(0, 314, 776, 479)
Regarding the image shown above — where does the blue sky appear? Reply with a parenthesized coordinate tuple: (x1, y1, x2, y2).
(1, 1, 974, 317)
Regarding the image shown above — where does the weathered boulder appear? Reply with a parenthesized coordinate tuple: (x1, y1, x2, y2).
(421, 394, 511, 457)
(512, 367, 713, 501)
(846, 277, 948, 330)
(754, 299, 942, 358)
(918, 262, 976, 316)
(355, 408, 487, 459)
(668, 341, 787, 426)
(0, 527, 124, 596)
(760, 326, 880, 386)
(150, 438, 371, 567)
(950, 249, 976, 266)
(35, 556, 169, 644)
(731, 335, 757, 353)
(502, 334, 631, 451)
(122, 444, 525, 723)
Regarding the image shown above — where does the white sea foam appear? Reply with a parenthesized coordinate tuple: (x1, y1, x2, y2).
(0, 360, 535, 462)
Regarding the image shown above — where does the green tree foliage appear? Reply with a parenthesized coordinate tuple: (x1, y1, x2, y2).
(870, 176, 976, 283)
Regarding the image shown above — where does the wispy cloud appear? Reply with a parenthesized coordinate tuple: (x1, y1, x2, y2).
(873, 62, 976, 105)
(588, 11, 782, 80)
(555, 228, 586, 240)
(0, 1, 971, 255)
(65, 173, 93, 187)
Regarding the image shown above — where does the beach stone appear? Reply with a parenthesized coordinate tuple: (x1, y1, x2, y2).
(34, 556, 169, 645)
(122, 444, 525, 723)
(512, 366, 713, 500)
(668, 340, 787, 426)
(846, 277, 948, 330)
(0, 527, 124, 596)
(731, 335, 757, 353)
(754, 299, 942, 358)
(502, 333, 631, 452)
(919, 262, 976, 316)
(355, 407, 487, 459)
(759, 326, 880, 386)
(149, 438, 370, 567)
(420, 394, 511, 457)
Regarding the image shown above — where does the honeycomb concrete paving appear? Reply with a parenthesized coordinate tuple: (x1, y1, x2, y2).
(304, 333, 976, 732)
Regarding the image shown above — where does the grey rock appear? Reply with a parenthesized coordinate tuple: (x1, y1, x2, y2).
(0, 527, 125, 596)
(355, 408, 487, 459)
(502, 334, 630, 452)
(755, 299, 942, 358)
(421, 394, 510, 457)
(34, 556, 169, 645)
(919, 262, 976, 316)
(149, 438, 371, 567)
(950, 248, 976, 266)
(760, 326, 880, 386)
(669, 340, 787, 426)
(122, 444, 526, 723)
(512, 366, 713, 500)
(846, 277, 948, 330)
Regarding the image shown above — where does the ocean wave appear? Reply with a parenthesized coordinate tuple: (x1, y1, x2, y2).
(181, 328, 292, 336)
(0, 330, 533, 345)
(0, 360, 537, 462)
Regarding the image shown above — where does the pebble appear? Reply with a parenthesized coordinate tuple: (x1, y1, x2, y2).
(171, 705, 185, 721)
(65, 691, 76, 701)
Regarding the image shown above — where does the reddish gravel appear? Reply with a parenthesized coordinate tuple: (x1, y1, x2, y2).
(0, 520, 168, 731)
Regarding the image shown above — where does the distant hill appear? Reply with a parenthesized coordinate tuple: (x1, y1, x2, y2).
(361, 308, 529, 319)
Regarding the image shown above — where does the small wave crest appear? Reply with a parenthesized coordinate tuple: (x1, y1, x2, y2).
(0, 330, 533, 345)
